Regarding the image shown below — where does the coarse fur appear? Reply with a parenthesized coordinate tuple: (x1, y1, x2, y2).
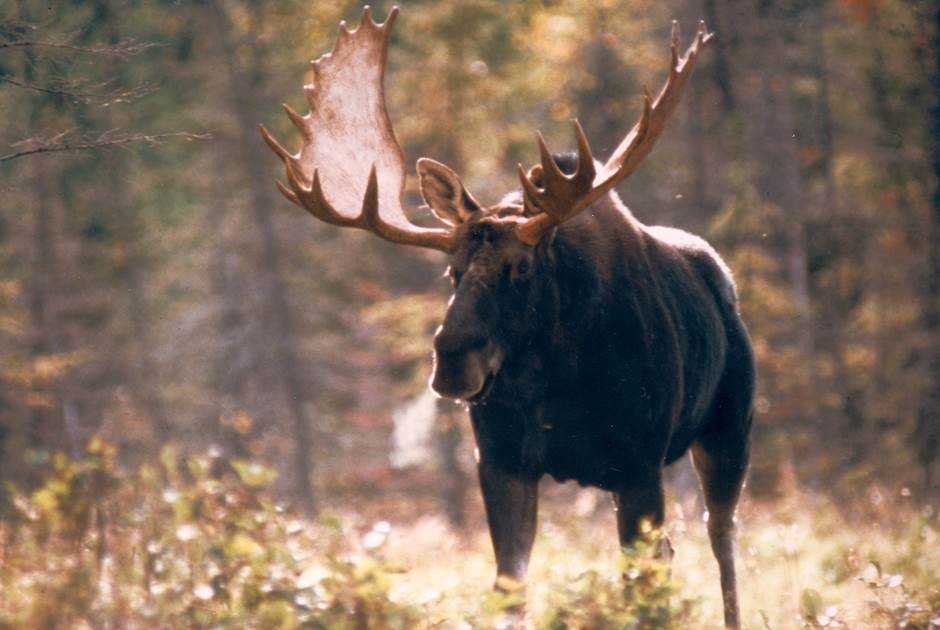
(434, 153, 754, 488)
(426, 153, 754, 627)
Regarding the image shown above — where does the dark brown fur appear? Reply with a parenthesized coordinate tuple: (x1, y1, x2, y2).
(428, 154, 754, 627)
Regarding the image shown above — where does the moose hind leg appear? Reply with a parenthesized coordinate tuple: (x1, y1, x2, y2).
(691, 435, 749, 630)
(478, 461, 538, 588)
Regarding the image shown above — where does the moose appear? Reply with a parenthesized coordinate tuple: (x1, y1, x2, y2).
(261, 6, 754, 628)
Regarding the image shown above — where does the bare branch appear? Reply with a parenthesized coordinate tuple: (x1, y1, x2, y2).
(0, 39, 158, 60)
(0, 75, 93, 101)
(0, 131, 211, 163)
(0, 73, 158, 105)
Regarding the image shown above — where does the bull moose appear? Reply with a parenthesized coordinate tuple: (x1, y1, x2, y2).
(261, 6, 754, 628)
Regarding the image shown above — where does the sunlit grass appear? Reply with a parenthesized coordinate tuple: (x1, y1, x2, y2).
(382, 479, 940, 628)
(1, 443, 937, 628)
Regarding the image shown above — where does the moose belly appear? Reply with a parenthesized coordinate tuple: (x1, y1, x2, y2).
(541, 420, 652, 490)
(470, 399, 669, 491)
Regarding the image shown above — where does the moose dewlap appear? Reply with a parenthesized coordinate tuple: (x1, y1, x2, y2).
(261, 6, 755, 629)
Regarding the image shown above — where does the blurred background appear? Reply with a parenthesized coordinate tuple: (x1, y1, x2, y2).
(1, 0, 938, 625)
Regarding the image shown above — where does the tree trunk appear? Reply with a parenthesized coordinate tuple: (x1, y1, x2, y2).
(917, 1, 940, 489)
(122, 256, 172, 441)
(209, 1, 316, 514)
(807, 6, 866, 443)
(757, 69, 814, 359)
(748, 3, 814, 360)
(701, 0, 735, 114)
(207, 154, 251, 458)
(21, 26, 82, 460)
(98, 0, 172, 443)
(686, 75, 711, 219)
(864, 5, 939, 487)
(30, 136, 82, 460)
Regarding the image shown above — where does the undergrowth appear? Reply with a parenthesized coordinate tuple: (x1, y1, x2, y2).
(0, 440, 937, 629)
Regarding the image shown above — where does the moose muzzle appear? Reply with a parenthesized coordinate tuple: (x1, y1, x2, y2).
(430, 284, 504, 401)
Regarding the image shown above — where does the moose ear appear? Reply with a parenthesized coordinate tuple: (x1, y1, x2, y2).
(417, 158, 482, 226)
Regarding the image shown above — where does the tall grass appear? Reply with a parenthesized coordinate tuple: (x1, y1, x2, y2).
(1, 441, 937, 628)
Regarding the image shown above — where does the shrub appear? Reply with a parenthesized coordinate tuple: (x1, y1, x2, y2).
(0, 439, 421, 628)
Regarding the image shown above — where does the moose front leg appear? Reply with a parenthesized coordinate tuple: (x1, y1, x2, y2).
(613, 472, 672, 560)
(478, 461, 538, 587)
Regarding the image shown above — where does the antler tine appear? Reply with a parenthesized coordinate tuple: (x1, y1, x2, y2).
(379, 5, 399, 32)
(572, 119, 596, 180)
(361, 5, 375, 28)
(518, 162, 542, 202)
(336, 19, 351, 42)
(275, 180, 301, 206)
(699, 21, 715, 47)
(259, 123, 294, 164)
(359, 164, 382, 232)
(282, 104, 310, 139)
(536, 132, 566, 183)
(516, 20, 712, 245)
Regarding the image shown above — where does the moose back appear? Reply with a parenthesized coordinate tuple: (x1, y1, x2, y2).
(261, 7, 754, 628)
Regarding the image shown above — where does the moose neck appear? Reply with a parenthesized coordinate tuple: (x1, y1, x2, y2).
(481, 195, 649, 409)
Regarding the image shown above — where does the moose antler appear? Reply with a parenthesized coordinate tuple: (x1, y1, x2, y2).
(259, 6, 457, 253)
(516, 21, 714, 245)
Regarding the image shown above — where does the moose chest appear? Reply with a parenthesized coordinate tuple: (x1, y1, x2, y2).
(469, 381, 672, 491)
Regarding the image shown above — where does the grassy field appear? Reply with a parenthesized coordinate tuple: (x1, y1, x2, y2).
(1, 445, 937, 628)
(382, 479, 939, 629)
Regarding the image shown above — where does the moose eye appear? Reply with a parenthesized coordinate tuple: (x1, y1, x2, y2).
(510, 258, 532, 285)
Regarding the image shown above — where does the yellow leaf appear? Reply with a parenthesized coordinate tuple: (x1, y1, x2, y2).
(32, 487, 57, 514)
(225, 532, 264, 558)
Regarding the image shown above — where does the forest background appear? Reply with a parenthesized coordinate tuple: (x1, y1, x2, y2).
(1, 0, 938, 627)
